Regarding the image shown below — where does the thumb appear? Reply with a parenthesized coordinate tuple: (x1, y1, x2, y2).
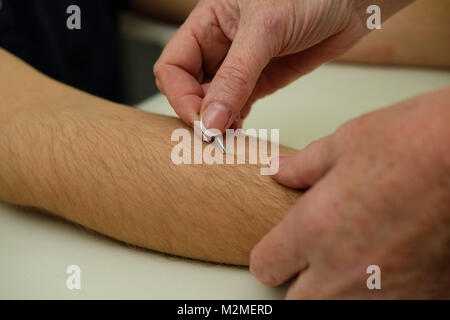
(272, 136, 336, 189)
(200, 28, 272, 132)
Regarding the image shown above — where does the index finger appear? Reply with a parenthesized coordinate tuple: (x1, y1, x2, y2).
(154, 20, 204, 126)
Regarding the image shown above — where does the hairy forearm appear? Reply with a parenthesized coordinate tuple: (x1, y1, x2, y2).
(340, 0, 450, 67)
(0, 49, 299, 265)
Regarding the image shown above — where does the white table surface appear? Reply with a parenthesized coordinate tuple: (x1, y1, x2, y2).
(1, 62, 449, 299)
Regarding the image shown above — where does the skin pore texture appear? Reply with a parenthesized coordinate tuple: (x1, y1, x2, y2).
(0, 48, 299, 265)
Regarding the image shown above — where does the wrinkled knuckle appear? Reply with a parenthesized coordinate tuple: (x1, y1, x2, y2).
(260, 13, 283, 35)
(217, 63, 252, 96)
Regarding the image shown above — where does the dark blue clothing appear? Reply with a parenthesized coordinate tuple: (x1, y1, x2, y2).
(0, 0, 125, 102)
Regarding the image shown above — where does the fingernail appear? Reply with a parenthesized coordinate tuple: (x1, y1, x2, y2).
(201, 102, 232, 131)
(199, 117, 222, 142)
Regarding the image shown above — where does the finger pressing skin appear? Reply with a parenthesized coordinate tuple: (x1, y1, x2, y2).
(272, 135, 336, 189)
(200, 26, 273, 132)
(156, 64, 204, 126)
(250, 198, 309, 286)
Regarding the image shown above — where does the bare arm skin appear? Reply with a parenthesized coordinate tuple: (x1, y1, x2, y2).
(0, 48, 299, 265)
(339, 0, 450, 67)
